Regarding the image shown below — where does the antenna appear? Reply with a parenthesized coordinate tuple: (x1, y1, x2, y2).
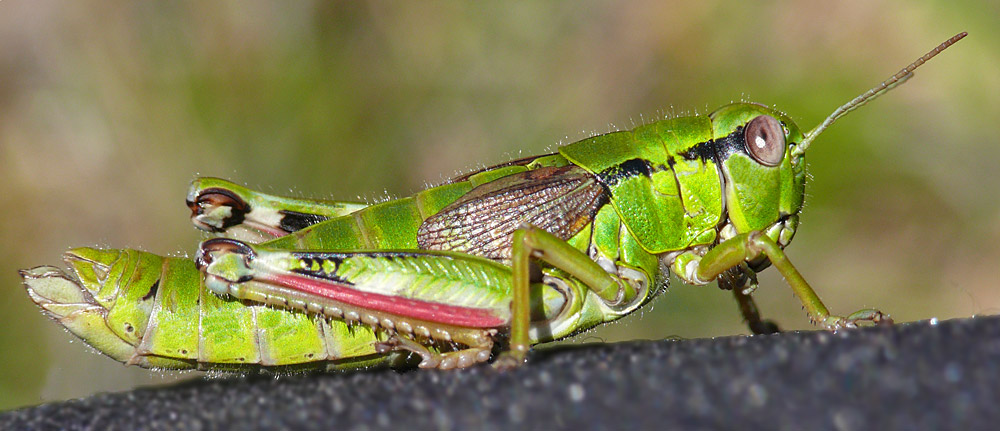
(794, 32, 967, 156)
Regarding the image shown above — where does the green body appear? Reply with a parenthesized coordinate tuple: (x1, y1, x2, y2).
(24, 103, 813, 370)
(24, 33, 966, 370)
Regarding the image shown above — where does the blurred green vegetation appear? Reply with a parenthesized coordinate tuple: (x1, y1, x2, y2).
(1, 1, 997, 411)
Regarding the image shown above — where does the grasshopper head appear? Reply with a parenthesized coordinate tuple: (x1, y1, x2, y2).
(710, 32, 965, 247)
(709, 103, 805, 246)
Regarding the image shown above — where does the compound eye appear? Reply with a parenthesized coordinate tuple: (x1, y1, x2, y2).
(743, 115, 786, 167)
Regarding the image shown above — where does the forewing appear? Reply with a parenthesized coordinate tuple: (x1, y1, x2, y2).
(417, 165, 607, 261)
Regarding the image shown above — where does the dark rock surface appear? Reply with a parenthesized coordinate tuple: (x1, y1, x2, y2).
(3, 315, 999, 431)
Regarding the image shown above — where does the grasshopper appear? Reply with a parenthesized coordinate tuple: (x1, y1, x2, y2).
(21, 33, 965, 371)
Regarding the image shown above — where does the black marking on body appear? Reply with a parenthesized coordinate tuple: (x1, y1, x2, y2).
(289, 252, 436, 281)
(291, 265, 346, 282)
(712, 126, 747, 160)
(221, 210, 247, 231)
(198, 238, 256, 266)
(141, 279, 160, 301)
(680, 140, 717, 163)
(680, 126, 746, 164)
(278, 210, 329, 233)
(188, 188, 249, 232)
(596, 158, 651, 188)
(291, 251, 431, 262)
(290, 255, 342, 279)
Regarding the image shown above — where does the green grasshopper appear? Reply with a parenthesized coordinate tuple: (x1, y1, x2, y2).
(21, 33, 965, 371)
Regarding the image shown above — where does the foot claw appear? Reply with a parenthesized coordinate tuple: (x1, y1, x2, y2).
(492, 352, 526, 371)
(822, 309, 892, 330)
(374, 340, 398, 354)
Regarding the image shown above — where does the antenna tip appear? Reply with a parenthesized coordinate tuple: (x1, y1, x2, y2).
(940, 32, 968, 51)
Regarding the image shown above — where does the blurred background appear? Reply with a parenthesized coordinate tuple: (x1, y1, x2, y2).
(1, 1, 997, 411)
